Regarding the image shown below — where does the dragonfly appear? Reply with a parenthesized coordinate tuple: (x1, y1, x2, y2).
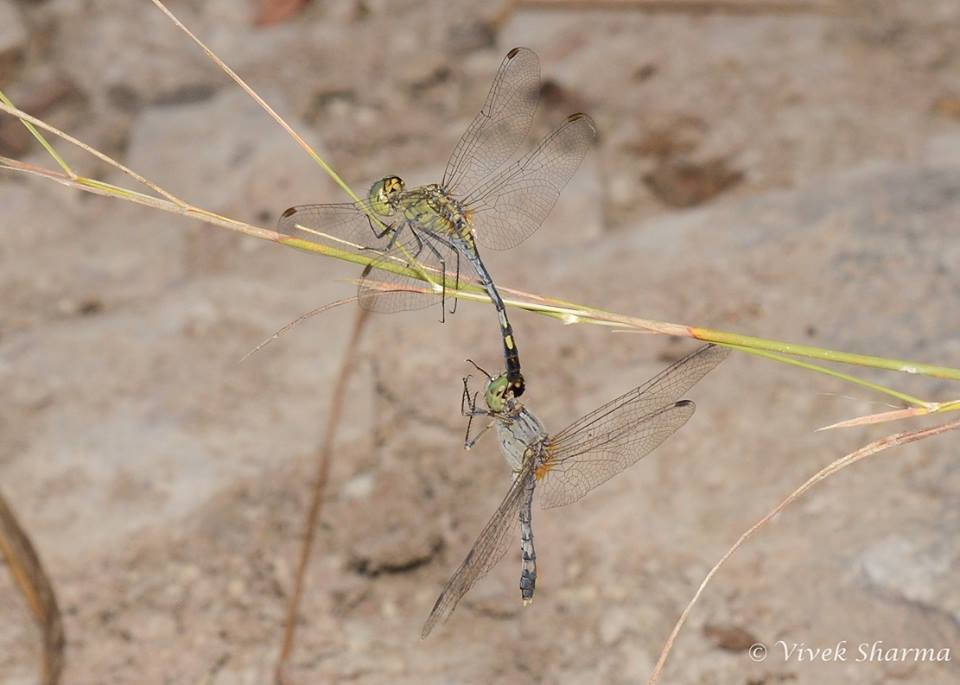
(277, 47, 597, 397)
(420, 344, 730, 638)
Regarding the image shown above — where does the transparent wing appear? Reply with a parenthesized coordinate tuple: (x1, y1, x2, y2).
(551, 345, 729, 446)
(277, 204, 459, 313)
(538, 344, 729, 509)
(441, 47, 540, 197)
(462, 113, 597, 251)
(277, 201, 390, 252)
(421, 458, 536, 639)
(538, 402, 695, 509)
(356, 229, 462, 313)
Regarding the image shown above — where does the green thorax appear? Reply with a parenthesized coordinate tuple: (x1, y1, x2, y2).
(369, 176, 475, 247)
(398, 185, 474, 244)
(485, 372, 547, 473)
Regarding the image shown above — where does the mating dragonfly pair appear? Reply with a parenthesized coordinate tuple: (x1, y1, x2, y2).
(276, 48, 729, 637)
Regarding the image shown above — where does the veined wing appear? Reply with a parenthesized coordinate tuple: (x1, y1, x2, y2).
(538, 344, 729, 509)
(421, 457, 536, 639)
(277, 201, 392, 253)
(357, 229, 462, 313)
(441, 47, 540, 197)
(278, 203, 460, 313)
(538, 401, 695, 509)
(462, 113, 597, 251)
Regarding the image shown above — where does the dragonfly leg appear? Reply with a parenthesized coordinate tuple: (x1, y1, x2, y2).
(448, 250, 461, 316)
(464, 419, 496, 451)
(460, 376, 493, 417)
(365, 213, 395, 241)
(461, 380, 476, 442)
(460, 377, 487, 444)
(356, 217, 397, 258)
(460, 376, 477, 416)
(418, 235, 448, 323)
(358, 226, 413, 281)
(403, 223, 424, 258)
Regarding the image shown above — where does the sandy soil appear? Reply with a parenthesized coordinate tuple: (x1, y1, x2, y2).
(1, 1, 959, 683)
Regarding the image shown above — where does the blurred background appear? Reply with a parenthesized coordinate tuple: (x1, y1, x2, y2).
(1, 0, 959, 682)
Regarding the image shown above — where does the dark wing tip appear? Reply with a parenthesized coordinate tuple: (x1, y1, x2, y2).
(507, 46, 533, 59)
(566, 113, 599, 143)
(504, 47, 539, 69)
(675, 399, 696, 409)
(279, 206, 297, 219)
(567, 112, 597, 131)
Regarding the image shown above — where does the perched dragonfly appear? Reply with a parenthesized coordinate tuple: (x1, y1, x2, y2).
(421, 344, 730, 638)
(277, 47, 597, 397)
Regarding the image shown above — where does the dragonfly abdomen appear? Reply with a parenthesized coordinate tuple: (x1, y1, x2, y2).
(466, 251, 525, 395)
(519, 470, 537, 605)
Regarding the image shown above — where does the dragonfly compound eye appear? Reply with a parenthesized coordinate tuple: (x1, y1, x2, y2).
(368, 176, 404, 216)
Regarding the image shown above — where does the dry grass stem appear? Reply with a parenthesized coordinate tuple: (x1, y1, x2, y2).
(275, 308, 371, 684)
(0, 490, 65, 685)
(645, 418, 960, 685)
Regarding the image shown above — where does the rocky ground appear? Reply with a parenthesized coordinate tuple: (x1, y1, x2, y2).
(1, 0, 959, 683)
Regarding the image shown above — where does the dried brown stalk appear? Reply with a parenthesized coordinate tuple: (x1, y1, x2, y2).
(275, 308, 371, 685)
(0, 490, 64, 685)
(646, 418, 960, 685)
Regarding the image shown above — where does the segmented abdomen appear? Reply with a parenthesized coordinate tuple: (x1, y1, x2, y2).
(519, 470, 537, 604)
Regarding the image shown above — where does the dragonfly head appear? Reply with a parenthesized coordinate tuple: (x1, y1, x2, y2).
(369, 176, 405, 215)
(484, 373, 512, 413)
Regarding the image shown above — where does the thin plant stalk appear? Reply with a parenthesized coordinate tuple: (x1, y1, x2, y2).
(645, 417, 960, 685)
(2, 145, 959, 419)
(240, 297, 359, 362)
(275, 309, 370, 684)
(0, 490, 65, 685)
(147, 0, 361, 206)
(145, 0, 441, 290)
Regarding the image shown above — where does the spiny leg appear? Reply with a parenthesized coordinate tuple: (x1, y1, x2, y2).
(365, 213, 396, 241)
(460, 376, 482, 417)
(465, 420, 496, 450)
(417, 233, 449, 324)
(449, 250, 461, 316)
(357, 219, 401, 273)
(362, 221, 424, 278)
(461, 377, 476, 445)
(461, 375, 495, 449)
(405, 223, 424, 258)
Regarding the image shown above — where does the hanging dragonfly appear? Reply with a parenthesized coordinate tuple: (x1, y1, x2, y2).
(421, 344, 730, 638)
(277, 47, 597, 397)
